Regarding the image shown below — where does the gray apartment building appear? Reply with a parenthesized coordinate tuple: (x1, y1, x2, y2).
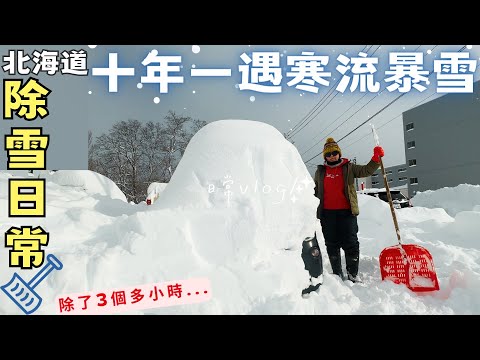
(370, 80, 480, 198)
(371, 163, 409, 192)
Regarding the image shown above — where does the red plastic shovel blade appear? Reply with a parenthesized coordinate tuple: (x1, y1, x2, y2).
(379, 244, 440, 292)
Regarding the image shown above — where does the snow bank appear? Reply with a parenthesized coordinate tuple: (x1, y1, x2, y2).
(47, 170, 127, 202)
(412, 184, 480, 216)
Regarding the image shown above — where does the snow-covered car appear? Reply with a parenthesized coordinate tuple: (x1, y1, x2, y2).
(361, 189, 413, 209)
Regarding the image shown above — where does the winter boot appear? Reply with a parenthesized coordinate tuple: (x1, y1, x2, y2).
(347, 273, 362, 283)
(327, 250, 345, 281)
(345, 250, 360, 283)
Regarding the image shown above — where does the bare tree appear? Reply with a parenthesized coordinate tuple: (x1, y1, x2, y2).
(88, 130, 94, 170)
(89, 129, 107, 175)
(140, 121, 164, 184)
(88, 130, 93, 149)
(92, 119, 144, 202)
(158, 111, 206, 181)
(88, 111, 206, 203)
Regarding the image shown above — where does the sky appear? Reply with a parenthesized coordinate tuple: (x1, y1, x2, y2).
(84, 44, 480, 174)
(2, 44, 479, 173)
(0, 120, 479, 315)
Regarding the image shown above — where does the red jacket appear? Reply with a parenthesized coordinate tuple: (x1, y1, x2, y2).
(323, 158, 351, 210)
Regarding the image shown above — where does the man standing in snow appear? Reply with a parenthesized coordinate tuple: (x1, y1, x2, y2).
(313, 137, 383, 283)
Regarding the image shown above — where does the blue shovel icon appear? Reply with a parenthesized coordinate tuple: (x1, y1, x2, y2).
(1, 254, 63, 315)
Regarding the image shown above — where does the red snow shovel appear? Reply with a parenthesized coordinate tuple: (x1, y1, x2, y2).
(371, 124, 439, 292)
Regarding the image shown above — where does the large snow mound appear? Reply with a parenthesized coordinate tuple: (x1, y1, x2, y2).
(152, 119, 319, 251)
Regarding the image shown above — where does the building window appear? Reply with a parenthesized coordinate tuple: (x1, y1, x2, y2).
(388, 179, 393, 183)
(407, 141, 416, 149)
(386, 170, 392, 175)
(372, 174, 378, 178)
(372, 181, 379, 185)
(410, 177, 418, 185)
(406, 123, 414, 131)
(399, 177, 407, 181)
(408, 159, 417, 167)
(398, 168, 407, 173)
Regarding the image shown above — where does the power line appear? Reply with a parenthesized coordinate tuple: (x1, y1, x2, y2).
(299, 45, 421, 157)
(286, 45, 371, 137)
(287, 88, 340, 139)
(303, 45, 468, 164)
(311, 45, 467, 161)
(285, 45, 372, 139)
(341, 92, 439, 152)
(336, 92, 407, 144)
(288, 45, 382, 140)
(341, 50, 479, 155)
(299, 92, 369, 155)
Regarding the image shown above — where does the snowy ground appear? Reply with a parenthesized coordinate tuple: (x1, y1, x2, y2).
(1, 120, 479, 315)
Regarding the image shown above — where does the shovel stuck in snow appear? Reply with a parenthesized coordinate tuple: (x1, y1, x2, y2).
(379, 244, 440, 292)
(371, 124, 439, 292)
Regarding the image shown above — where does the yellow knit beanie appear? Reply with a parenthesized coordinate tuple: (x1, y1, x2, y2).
(323, 137, 342, 158)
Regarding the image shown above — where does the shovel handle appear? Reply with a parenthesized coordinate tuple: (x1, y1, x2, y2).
(370, 124, 403, 246)
(372, 124, 381, 147)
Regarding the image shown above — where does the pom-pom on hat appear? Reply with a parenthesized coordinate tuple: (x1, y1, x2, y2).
(323, 137, 342, 158)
